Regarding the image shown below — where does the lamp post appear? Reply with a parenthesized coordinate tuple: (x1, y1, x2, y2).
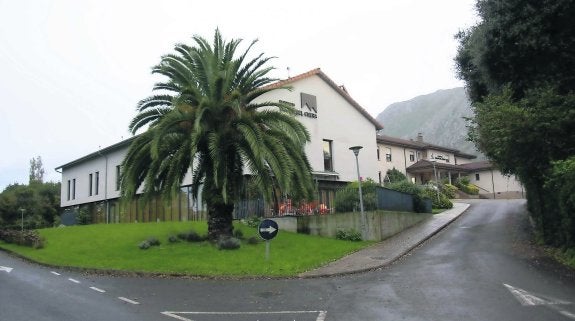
(19, 208, 25, 242)
(349, 146, 367, 240)
(431, 160, 440, 202)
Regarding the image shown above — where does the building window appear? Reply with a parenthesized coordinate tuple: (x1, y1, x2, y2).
(378, 171, 382, 184)
(409, 151, 415, 162)
(116, 165, 121, 191)
(323, 140, 333, 172)
(89, 174, 93, 196)
(95, 171, 100, 195)
(475, 173, 480, 181)
(377, 148, 380, 161)
(386, 147, 392, 162)
(67, 180, 71, 201)
(72, 179, 76, 200)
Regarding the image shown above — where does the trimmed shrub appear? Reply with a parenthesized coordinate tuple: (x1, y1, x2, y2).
(147, 237, 161, 246)
(336, 229, 362, 241)
(138, 240, 151, 250)
(217, 236, 241, 250)
(167, 235, 179, 243)
(177, 230, 206, 242)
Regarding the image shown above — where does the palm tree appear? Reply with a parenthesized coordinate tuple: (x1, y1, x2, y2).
(121, 29, 315, 239)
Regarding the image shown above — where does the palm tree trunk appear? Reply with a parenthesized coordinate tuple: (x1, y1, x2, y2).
(204, 181, 234, 240)
(207, 201, 234, 240)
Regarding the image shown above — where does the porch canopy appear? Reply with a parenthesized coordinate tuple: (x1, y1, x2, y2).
(407, 160, 472, 184)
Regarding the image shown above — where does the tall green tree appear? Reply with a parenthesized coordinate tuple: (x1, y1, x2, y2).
(455, 0, 575, 247)
(121, 30, 315, 239)
(29, 156, 45, 184)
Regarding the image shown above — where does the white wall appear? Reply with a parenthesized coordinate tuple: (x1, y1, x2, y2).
(376, 144, 418, 182)
(470, 169, 523, 194)
(255, 75, 379, 182)
(60, 147, 126, 207)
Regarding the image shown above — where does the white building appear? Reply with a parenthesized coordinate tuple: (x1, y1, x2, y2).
(56, 68, 383, 222)
(376, 133, 523, 199)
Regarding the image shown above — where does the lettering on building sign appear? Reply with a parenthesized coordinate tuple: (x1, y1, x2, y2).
(431, 154, 450, 162)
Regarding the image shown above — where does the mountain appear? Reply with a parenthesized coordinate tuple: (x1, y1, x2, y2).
(376, 87, 484, 158)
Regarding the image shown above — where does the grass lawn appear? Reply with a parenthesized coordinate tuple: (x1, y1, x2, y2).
(0, 221, 371, 277)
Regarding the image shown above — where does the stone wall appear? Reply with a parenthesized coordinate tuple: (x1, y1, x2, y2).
(274, 210, 432, 241)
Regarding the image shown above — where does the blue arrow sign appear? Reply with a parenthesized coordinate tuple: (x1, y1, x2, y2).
(258, 219, 279, 240)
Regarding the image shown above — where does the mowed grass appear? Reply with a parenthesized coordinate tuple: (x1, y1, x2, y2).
(0, 221, 371, 277)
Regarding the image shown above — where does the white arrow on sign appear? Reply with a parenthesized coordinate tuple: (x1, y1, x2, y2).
(504, 283, 571, 306)
(0, 266, 13, 273)
(259, 226, 277, 234)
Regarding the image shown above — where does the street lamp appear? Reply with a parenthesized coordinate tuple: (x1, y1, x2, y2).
(431, 160, 440, 202)
(349, 146, 367, 240)
(19, 208, 25, 241)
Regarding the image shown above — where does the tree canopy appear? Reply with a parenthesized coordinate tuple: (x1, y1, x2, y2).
(456, 0, 575, 248)
(121, 29, 315, 239)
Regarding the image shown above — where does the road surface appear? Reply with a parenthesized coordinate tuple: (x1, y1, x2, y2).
(1, 199, 574, 320)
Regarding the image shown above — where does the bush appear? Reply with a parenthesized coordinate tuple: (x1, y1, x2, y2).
(147, 237, 161, 246)
(217, 236, 241, 250)
(75, 208, 92, 225)
(138, 240, 151, 250)
(177, 230, 206, 242)
(454, 179, 479, 195)
(167, 235, 179, 243)
(0, 229, 44, 248)
(422, 188, 453, 209)
(336, 229, 362, 241)
(334, 179, 378, 212)
(442, 184, 458, 199)
(387, 180, 429, 213)
(242, 217, 261, 228)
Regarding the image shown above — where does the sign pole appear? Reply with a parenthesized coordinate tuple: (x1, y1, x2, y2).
(265, 240, 270, 261)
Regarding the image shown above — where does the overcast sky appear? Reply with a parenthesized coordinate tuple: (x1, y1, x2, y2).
(0, 0, 478, 191)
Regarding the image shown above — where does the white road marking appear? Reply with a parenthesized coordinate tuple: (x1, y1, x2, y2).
(560, 310, 575, 320)
(68, 278, 80, 284)
(504, 284, 571, 306)
(50, 271, 61, 276)
(161, 310, 327, 321)
(0, 265, 13, 273)
(89, 287, 106, 293)
(118, 297, 140, 305)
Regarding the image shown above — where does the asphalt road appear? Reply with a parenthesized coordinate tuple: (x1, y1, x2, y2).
(1, 199, 574, 321)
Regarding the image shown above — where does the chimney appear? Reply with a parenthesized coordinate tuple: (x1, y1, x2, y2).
(417, 132, 423, 142)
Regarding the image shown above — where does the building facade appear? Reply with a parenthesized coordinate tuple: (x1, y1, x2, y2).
(56, 68, 383, 222)
(376, 133, 476, 184)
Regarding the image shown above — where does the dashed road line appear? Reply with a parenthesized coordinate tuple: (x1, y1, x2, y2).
(68, 278, 80, 284)
(50, 271, 61, 276)
(89, 286, 106, 293)
(118, 297, 140, 305)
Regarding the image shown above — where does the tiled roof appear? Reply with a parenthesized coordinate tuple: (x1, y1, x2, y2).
(264, 68, 383, 130)
(457, 160, 493, 171)
(377, 134, 475, 158)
